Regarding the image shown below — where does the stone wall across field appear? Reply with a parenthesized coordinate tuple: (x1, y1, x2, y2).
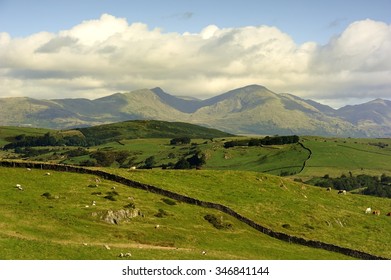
(0, 160, 388, 260)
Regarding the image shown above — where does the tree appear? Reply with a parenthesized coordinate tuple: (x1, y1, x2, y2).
(187, 152, 206, 167)
(170, 137, 191, 145)
(144, 156, 155, 169)
(174, 158, 191, 169)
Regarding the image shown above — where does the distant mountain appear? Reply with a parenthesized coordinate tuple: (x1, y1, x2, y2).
(336, 99, 391, 137)
(0, 85, 390, 137)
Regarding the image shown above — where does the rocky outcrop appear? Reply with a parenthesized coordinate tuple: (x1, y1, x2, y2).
(92, 209, 140, 224)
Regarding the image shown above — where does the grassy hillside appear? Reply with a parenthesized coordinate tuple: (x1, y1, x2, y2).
(0, 126, 52, 146)
(0, 166, 352, 260)
(299, 136, 391, 178)
(77, 120, 233, 144)
(111, 168, 391, 259)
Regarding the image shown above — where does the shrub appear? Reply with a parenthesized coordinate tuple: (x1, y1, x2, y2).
(161, 198, 177, 205)
(155, 208, 171, 218)
(104, 195, 117, 201)
(41, 192, 53, 199)
(124, 202, 136, 209)
(204, 214, 233, 230)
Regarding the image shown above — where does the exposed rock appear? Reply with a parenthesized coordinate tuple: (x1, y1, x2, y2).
(92, 209, 140, 224)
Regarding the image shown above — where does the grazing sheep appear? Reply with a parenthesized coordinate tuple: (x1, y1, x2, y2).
(386, 212, 391, 217)
(372, 210, 381, 216)
(338, 190, 347, 195)
(15, 184, 23, 191)
(365, 207, 372, 214)
(202, 251, 207, 255)
(155, 224, 160, 229)
(26, 168, 31, 171)
(129, 166, 136, 171)
(118, 252, 132, 258)
(326, 187, 332, 192)
(45, 172, 51, 176)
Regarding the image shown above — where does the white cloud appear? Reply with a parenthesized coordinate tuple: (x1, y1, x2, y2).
(0, 14, 390, 107)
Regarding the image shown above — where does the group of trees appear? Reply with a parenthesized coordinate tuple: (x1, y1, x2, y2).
(224, 135, 299, 148)
(307, 173, 391, 198)
(3, 133, 88, 149)
(170, 137, 191, 145)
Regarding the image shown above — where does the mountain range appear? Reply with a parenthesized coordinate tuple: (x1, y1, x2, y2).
(1, 84, 390, 137)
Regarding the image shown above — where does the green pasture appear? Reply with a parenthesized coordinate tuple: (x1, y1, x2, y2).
(204, 142, 309, 175)
(0, 167, 352, 260)
(0, 126, 51, 146)
(112, 168, 391, 259)
(299, 137, 391, 178)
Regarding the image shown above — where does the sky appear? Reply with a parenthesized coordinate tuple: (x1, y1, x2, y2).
(0, 0, 390, 108)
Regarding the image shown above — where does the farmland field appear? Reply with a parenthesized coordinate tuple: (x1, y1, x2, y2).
(1, 123, 391, 260)
(0, 167, 354, 260)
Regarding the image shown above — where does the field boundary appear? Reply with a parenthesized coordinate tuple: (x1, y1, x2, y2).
(297, 142, 312, 174)
(0, 160, 388, 260)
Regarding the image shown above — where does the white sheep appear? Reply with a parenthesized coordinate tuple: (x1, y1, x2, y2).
(45, 172, 51, 176)
(365, 207, 372, 214)
(155, 224, 160, 229)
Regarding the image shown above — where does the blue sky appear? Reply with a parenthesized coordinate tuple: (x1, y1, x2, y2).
(1, 0, 390, 44)
(0, 0, 390, 107)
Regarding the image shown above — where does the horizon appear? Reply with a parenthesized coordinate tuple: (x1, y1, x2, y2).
(0, 1, 390, 108)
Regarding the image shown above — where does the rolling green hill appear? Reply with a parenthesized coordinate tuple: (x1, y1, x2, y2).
(0, 166, 355, 260)
(109, 168, 391, 259)
(77, 120, 233, 144)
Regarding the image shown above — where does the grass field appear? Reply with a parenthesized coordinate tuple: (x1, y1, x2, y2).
(110, 168, 391, 259)
(0, 167, 354, 260)
(0, 126, 51, 147)
(1, 124, 391, 259)
(299, 136, 391, 178)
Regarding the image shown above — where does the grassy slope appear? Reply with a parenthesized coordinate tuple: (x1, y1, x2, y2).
(0, 126, 52, 146)
(111, 169, 391, 259)
(299, 136, 391, 177)
(0, 167, 351, 260)
(77, 120, 233, 142)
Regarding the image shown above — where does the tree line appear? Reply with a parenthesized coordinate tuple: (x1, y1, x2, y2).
(306, 173, 391, 198)
(2, 133, 88, 149)
(224, 135, 299, 148)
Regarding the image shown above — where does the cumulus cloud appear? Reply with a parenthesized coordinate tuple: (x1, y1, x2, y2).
(0, 14, 390, 107)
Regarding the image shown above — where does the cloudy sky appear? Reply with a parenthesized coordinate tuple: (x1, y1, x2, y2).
(0, 0, 390, 108)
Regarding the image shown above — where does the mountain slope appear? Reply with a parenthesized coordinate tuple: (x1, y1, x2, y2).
(0, 85, 390, 137)
(190, 85, 362, 136)
(336, 99, 391, 137)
